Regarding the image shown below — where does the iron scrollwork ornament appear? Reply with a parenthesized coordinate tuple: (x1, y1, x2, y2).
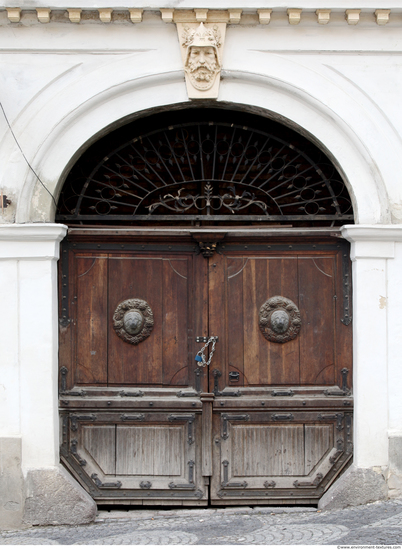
(259, 296, 301, 344)
(113, 299, 154, 345)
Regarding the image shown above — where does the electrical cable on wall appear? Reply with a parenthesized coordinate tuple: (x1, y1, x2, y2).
(0, 101, 57, 207)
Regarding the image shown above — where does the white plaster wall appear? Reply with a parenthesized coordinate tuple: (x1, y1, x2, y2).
(387, 242, 402, 438)
(0, 261, 20, 436)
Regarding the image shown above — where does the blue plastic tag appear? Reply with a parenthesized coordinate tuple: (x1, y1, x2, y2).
(195, 355, 203, 362)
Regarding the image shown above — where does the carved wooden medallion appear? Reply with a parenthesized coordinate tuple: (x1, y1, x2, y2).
(113, 298, 154, 345)
(259, 296, 301, 343)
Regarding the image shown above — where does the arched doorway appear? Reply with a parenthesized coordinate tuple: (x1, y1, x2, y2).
(57, 108, 353, 506)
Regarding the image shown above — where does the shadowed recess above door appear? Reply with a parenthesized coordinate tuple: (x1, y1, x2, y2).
(56, 108, 354, 227)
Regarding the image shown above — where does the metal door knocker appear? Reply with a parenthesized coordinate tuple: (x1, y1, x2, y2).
(113, 299, 154, 345)
(259, 296, 301, 343)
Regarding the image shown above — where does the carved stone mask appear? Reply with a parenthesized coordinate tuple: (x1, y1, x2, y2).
(259, 296, 302, 344)
(270, 309, 290, 334)
(123, 309, 144, 336)
(186, 46, 219, 90)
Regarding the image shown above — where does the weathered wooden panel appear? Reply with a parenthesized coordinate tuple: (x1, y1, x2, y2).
(298, 256, 335, 385)
(227, 256, 299, 386)
(226, 257, 245, 386)
(162, 259, 189, 386)
(75, 255, 108, 384)
(116, 426, 183, 476)
(335, 248, 353, 391)
(108, 256, 163, 385)
(304, 425, 332, 475)
(82, 425, 116, 475)
(193, 253, 208, 392)
(58, 246, 74, 391)
(208, 256, 226, 392)
(231, 424, 305, 476)
(263, 258, 300, 385)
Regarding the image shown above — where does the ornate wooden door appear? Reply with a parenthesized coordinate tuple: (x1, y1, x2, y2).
(59, 234, 209, 505)
(207, 236, 353, 505)
(59, 230, 352, 506)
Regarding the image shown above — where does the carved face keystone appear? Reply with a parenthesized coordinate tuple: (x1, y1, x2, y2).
(123, 309, 144, 336)
(270, 309, 290, 334)
(186, 46, 220, 90)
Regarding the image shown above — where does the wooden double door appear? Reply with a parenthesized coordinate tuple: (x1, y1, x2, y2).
(59, 230, 353, 506)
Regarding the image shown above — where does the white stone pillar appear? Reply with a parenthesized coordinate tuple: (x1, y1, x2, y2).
(0, 224, 67, 471)
(319, 226, 402, 510)
(341, 225, 402, 470)
(0, 224, 111, 527)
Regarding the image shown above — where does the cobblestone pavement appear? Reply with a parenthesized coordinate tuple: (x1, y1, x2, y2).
(1, 499, 402, 545)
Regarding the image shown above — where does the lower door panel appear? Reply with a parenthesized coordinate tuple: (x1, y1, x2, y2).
(60, 410, 207, 504)
(210, 408, 353, 505)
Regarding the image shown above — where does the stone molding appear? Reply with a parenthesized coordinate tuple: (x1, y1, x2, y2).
(342, 225, 402, 243)
(0, 8, 398, 25)
(341, 225, 402, 260)
(0, 223, 67, 260)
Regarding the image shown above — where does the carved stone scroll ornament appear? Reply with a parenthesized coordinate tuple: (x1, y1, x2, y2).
(113, 299, 154, 345)
(176, 21, 226, 99)
(259, 296, 301, 344)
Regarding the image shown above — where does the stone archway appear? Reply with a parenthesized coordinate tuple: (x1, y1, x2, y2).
(56, 107, 354, 506)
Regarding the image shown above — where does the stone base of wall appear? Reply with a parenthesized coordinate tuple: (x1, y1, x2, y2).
(0, 437, 24, 531)
(318, 465, 388, 511)
(388, 436, 402, 498)
(23, 466, 97, 527)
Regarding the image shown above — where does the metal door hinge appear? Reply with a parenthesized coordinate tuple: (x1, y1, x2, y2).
(91, 473, 122, 489)
(221, 414, 250, 439)
(293, 473, 323, 488)
(119, 390, 144, 397)
(213, 369, 241, 397)
(271, 413, 294, 421)
(271, 390, 294, 397)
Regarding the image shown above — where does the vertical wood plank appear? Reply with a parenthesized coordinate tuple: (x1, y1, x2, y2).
(227, 257, 245, 386)
(82, 425, 116, 474)
(75, 255, 108, 384)
(299, 256, 336, 385)
(243, 259, 260, 385)
(335, 246, 353, 390)
(208, 254, 226, 392)
(193, 252, 209, 392)
(304, 424, 332, 475)
(162, 258, 189, 386)
(201, 393, 214, 476)
(59, 246, 74, 391)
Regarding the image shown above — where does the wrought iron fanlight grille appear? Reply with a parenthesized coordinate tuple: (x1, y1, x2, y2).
(56, 119, 354, 226)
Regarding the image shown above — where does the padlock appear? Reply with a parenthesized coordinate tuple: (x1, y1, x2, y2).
(195, 355, 203, 362)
